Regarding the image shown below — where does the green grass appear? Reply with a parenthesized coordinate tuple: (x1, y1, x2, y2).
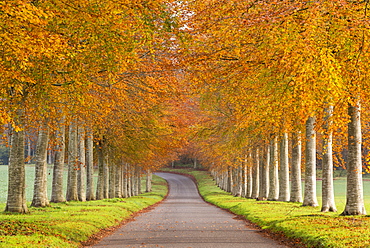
(0, 165, 71, 203)
(0, 175, 168, 248)
(162, 168, 370, 248)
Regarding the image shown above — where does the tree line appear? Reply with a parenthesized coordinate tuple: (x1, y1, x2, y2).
(182, 0, 370, 216)
(1, 1, 188, 213)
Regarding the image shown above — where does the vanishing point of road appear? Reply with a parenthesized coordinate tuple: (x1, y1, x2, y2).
(91, 172, 288, 248)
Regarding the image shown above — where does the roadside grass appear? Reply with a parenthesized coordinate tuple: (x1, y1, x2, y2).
(0, 175, 168, 248)
(162, 168, 370, 248)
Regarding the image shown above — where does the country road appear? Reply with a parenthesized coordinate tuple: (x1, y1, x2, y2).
(91, 172, 288, 248)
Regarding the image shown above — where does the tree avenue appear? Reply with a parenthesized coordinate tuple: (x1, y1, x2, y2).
(1, 0, 370, 218)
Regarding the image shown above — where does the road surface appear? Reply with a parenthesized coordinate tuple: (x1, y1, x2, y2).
(91, 172, 288, 248)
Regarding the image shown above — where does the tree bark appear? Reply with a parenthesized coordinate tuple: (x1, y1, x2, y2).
(85, 130, 95, 201)
(109, 163, 116, 198)
(115, 163, 123, 198)
(303, 116, 319, 207)
(5, 114, 28, 213)
(66, 122, 79, 201)
(122, 163, 128, 198)
(279, 133, 290, 202)
(96, 140, 105, 200)
(260, 144, 270, 200)
(290, 132, 302, 203)
(31, 123, 50, 207)
(103, 149, 109, 199)
(137, 166, 142, 195)
(251, 148, 260, 199)
(321, 106, 337, 212)
(246, 151, 253, 198)
(146, 169, 152, 192)
(77, 125, 86, 202)
(342, 101, 366, 215)
(268, 137, 279, 201)
(241, 158, 247, 198)
(51, 119, 66, 203)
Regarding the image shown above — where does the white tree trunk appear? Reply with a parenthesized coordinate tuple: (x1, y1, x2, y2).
(146, 169, 152, 192)
(268, 137, 279, 201)
(303, 116, 319, 207)
(77, 125, 86, 202)
(137, 166, 142, 195)
(103, 149, 109, 199)
(122, 163, 128, 198)
(95, 140, 104, 200)
(115, 163, 123, 198)
(342, 101, 366, 215)
(321, 106, 337, 212)
(85, 130, 95, 201)
(260, 144, 270, 200)
(66, 122, 79, 201)
(109, 164, 116, 198)
(251, 148, 260, 199)
(246, 152, 253, 198)
(5, 116, 28, 213)
(51, 119, 66, 203)
(290, 132, 302, 203)
(31, 123, 50, 207)
(241, 158, 247, 198)
(279, 133, 290, 202)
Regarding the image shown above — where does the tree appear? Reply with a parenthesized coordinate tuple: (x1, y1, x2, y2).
(303, 116, 319, 207)
(51, 118, 66, 203)
(31, 123, 50, 207)
(321, 106, 337, 212)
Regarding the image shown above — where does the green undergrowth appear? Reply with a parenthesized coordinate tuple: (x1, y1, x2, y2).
(0, 175, 167, 248)
(162, 168, 370, 248)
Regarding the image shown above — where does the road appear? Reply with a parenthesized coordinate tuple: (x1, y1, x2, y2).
(91, 172, 288, 248)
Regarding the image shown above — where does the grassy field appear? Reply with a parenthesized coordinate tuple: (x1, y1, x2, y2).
(0, 175, 168, 248)
(0, 165, 70, 203)
(162, 168, 370, 248)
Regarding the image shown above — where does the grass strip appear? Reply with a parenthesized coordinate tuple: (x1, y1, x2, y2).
(162, 168, 370, 248)
(0, 175, 167, 248)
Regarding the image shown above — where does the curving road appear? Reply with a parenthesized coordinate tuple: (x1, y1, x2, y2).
(91, 172, 287, 248)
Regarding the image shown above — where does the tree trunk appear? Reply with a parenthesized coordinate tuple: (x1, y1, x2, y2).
(66, 122, 79, 201)
(96, 140, 104, 200)
(85, 130, 95, 201)
(122, 163, 128, 198)
(146, 169, 152, 192)
(279, 133, 290, 202)
(5, 115, 28, 213)
(241, 158, 247, 198)
(109, 163, 116, 198)
(127, 164, 132, 197)
(103, 150, 109, 199)
(251, 148, 259, 199)
(51, 119, 66, 203)
(303, 116, 319, 207)
(115, 163, 123, 198)
(77, 125, 86, 202)
(137, 166, 142, 195)
(268, 137, 279, 201)
(321, 106, 337, 212)
(290, 132, 302, 203)
(342, 101, 366, 215)
(27, 136, 32, 164)
(246, 151, 253, 198)
(260, 144, 270, 200)
(31, 123, 50, 207)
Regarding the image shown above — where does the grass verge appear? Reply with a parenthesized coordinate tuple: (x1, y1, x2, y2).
(0, 175, 167, 248)
(161, 168, 370, 248)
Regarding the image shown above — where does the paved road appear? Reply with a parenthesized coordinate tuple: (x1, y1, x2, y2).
(91, 172, 287, 248)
